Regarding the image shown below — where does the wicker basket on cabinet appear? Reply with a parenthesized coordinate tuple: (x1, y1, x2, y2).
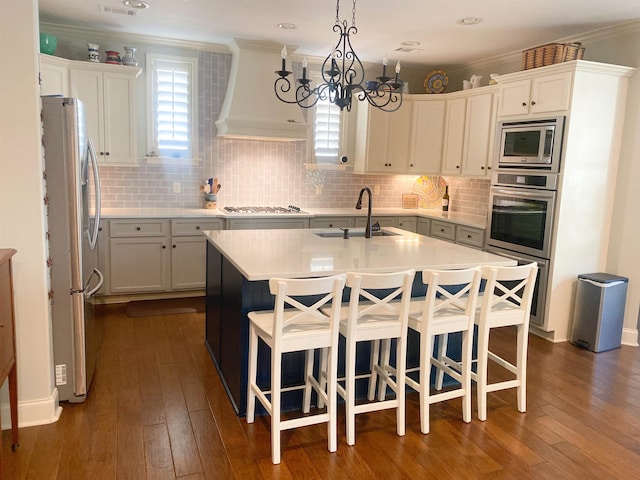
(521, 42, 585, 70)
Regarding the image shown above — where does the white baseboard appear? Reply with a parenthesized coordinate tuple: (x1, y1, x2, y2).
(621, 327, 639, 347)
(1, 388, 62, 430)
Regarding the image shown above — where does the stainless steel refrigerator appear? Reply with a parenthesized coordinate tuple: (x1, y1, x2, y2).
(42, 96, 103, 403)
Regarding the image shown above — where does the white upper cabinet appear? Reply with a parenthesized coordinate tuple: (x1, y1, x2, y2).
(353, 100, 412, 174)
(497, 70, 573, 117)
(71, 64, 140, 166)
(39, 54, 70, 97)
(441, 89, 497, 177)
(408, 97, 446, 175)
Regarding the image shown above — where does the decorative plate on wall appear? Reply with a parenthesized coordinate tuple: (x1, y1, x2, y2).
(411, 176, 447, 208)
(424, 70, 448, 94)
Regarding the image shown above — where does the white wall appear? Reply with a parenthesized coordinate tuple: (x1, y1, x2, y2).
(0, 0, 61, 427)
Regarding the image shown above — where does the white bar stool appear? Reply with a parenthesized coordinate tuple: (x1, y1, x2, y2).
(435, 263, 538, 421)
(319, 269, 415, 446)
(246, 274, 346, 464)
(474, 263, 538, 421)
(403, 267, 482, 434)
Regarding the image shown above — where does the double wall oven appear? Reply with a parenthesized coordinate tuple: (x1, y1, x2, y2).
(486, 116, 565, 328)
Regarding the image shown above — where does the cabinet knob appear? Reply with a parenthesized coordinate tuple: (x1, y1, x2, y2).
(456, 165, 460, 169)
(196, 225, 201, 230)
(467, 234, 472, 239)
(410, 163, 414, 167)
(105, 152, 110, 156)
(136, 226, 141, 230)
(99, 151, 105, 156)
(531, 101, 536, 106)
(329, 223, 333, 228)
(162, 245, 166, 249)
(173, 244, 176, 248)
(481, 166, 485, 170)
(488, 166, 492, 170)
(522, 102, 527, 107)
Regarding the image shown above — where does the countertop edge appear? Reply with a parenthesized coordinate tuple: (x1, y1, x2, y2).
(102, 207, 487, 229)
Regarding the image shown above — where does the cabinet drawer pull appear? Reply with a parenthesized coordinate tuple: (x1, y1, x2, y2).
(136, 226, 141, 230)
(467, 234, 472, 239)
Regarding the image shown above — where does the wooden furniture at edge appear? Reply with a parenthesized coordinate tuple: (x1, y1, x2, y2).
(0, 249, 19, 477)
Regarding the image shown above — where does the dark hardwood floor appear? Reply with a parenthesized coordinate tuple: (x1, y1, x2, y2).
(3, 303, 640, 479)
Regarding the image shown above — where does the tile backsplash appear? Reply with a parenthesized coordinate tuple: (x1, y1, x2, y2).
(98, 50, 490, 217)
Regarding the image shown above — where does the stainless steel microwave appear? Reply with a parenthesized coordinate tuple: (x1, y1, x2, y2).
(496, 116, 565, 172)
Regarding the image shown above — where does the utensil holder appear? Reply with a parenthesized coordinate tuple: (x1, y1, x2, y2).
(204, 194, 217, 210)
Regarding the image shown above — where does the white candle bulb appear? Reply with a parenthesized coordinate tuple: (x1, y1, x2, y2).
(383, 55, 388, 66)
(281, 45, 287, 59)
(302, 57, 308, 68)
(332, 48, 337, 59)
(395, 61, 401, 74)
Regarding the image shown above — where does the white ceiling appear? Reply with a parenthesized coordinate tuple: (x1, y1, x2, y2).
(38, 0, 640, 66)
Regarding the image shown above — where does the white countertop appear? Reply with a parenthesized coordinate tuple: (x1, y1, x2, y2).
(101, 207, 487, 229)
(204, 227, 512, 281)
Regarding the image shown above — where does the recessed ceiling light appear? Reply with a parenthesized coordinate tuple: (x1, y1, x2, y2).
(400, 41, 421, 47)
(457, 17, 481, 26)
(277, 23, 298, 30)
(122, 0, 149, 9)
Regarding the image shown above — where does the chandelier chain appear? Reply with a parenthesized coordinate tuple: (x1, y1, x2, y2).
(352, 0, 356, 27)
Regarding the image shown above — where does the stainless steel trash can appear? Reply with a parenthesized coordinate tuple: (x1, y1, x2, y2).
(570, 273, 628, 352)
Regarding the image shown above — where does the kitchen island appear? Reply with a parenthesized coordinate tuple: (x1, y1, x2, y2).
(204, 227, 514, 415)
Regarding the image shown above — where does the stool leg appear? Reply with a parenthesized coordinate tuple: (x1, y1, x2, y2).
(317, 347, 328, 409)
(271, 347, 282, 464)
(461, 327, 472, 423)
(377, 339, 391, 401)
(420, 333, 435, 434)
(368, 339, 380, 401)
(396, 334, 407, 437)
(434, 333, 448, 391)
(476, 323, 490, 422)
(516, 324, 528, 413)
(303, 348, 314, 413)
(327, 342, 338, 453)
(246, 325, 258, 423)
(345, 337, 357, 446)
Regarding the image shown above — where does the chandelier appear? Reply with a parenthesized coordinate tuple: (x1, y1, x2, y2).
(274, 0, 404, 112)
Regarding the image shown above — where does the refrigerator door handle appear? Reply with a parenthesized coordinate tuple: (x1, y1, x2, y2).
(85, 268, 104, 298)
(88, 138, 101, 251)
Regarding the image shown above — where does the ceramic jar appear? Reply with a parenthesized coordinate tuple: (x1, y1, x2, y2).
(122, 47, 138, 67)
(105, 50, 121, 65)
(87, 43, 100, 62)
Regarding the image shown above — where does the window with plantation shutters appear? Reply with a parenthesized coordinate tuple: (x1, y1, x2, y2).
(147, 54, 198, 161)
(313, 96, 341, 163)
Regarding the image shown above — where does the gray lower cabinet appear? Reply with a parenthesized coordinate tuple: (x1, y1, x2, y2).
(108, 219, 170, 294)
(309, 216, 355, 228)
(430, 219, 456, 241)
(354, 216, 397, 228)
(226, 218, 310, 230)
(397, 216, 417, 232)
(171, 219, 224, 290)
(416, 218, 431, 236)
(455, 225, 485, 249)
(104, 218, 223, 295)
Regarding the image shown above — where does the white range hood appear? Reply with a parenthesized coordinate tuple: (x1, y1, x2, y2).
(215, 39, 308, 141)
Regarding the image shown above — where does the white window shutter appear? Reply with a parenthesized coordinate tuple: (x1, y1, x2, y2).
(314, 98, 341, 162)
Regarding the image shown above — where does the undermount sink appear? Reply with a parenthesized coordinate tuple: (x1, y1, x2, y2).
(314, 229, 400, 238)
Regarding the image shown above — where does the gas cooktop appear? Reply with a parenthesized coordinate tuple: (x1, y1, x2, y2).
(223, 205, 305, 214)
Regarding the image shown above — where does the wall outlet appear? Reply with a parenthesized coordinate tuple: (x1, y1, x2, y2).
(173, 181, 181, 193)
(373, 185, 380, 195)
(55, 364, 67, 386)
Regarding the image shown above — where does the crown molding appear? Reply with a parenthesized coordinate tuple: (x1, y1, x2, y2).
(39, 22, 230, 54)
(446, 19, 640, 76)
